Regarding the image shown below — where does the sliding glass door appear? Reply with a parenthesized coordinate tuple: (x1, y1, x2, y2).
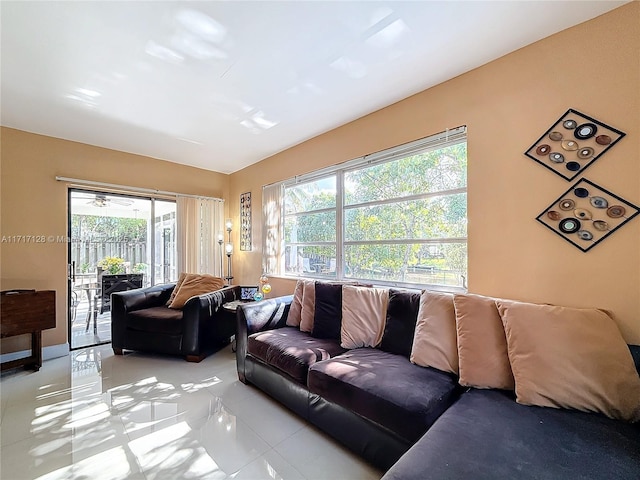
(68, 189, 176, 350)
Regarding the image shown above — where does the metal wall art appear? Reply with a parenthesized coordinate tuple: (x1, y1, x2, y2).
(525, 109, 625, 181)
(537, 178, 639, 252)
(240, 191, 252, 251)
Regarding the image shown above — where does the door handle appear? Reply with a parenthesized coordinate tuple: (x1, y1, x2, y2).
(69, 261, 76, 282)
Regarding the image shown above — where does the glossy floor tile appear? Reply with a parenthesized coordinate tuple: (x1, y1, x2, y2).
(0, 344, 383, 480)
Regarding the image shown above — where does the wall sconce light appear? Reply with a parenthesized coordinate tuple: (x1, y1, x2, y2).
(225, 220, 233, 285)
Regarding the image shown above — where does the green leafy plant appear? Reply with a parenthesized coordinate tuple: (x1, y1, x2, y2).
(132, 263, 147, 274)
(97, 256, 126, 274)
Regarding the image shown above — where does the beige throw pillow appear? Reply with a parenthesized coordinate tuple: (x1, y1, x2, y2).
(341, 286, 389, 349)
(286, 280, 304, 327)
(166, 272, 188, 306)
(299, 280, 316, 332)
(411, 291, 459, 375)
(497, 300, 640, 423)
(454, 293, 515, 390)
(168, 274, 225, 309)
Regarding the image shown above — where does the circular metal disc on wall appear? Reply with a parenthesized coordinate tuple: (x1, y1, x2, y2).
(590, 196, 608, 208)
(559, 199, 575, 210)
(549, 131, 563, 141)
(577, 147, 594, 159)
(547, 210, 562, 221)
(566, 161, 581, 171)
(595, 134, 612, 145)
(563, 119, 577, 129)
(559, 218, 581, 233)
(577, 230, 593, 241)
(549, 152, 565, 163)
(593, 220, 609, 231)
(574, 208, 592, 220)
(574, 123, 598, 139)
(574, 187, 589, 198)
(561, 139, 579, 151)
(607, 205, 626, 218)
(536, 144, 551, 155)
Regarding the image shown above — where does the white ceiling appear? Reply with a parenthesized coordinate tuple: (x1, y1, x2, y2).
(0, 1, 626, 174)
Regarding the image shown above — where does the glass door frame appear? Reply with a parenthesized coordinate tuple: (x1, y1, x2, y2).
(67, 188, 176, 350)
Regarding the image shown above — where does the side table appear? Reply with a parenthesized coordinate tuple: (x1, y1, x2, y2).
(1, 290, 56, 371)
(222, 300, 254, 352)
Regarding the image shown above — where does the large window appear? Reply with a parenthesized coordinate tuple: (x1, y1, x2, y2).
(266, 126, 467, 290)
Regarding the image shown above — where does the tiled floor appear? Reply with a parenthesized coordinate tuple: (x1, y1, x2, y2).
(0, 345, 383, 480)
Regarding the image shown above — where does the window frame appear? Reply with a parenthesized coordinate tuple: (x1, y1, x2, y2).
(268, 126, 467, 292)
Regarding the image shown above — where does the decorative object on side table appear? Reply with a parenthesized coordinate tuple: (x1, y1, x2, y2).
(525, 109, 625, 181)
(254, 274, 271, 301)
(537, 178, 639, 252)
(240, 191, 252, 251)
(240, 285, 259, 301)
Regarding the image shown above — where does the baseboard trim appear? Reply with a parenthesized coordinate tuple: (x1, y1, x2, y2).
(0, 343, 70, 363)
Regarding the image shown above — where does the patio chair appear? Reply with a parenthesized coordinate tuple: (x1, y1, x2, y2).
(96, 273, 144, 316)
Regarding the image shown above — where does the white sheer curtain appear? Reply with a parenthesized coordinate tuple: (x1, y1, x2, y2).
(176, 196, 224, 276)
(262, 183, 284, 275)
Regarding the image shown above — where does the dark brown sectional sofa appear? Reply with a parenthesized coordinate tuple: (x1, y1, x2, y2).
(235, 288, 640, 479)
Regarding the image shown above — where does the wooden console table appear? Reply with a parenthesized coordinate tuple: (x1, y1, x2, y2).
(1, 290, 56, 372)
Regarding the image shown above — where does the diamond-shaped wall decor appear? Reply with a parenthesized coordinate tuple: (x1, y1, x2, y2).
(525, 109, 625, 181)
(537, 178, 639, 252)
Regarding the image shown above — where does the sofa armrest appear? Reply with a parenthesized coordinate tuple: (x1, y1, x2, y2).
(235, 295, 293, 382)
(112, 283, 175, 313)
(181, 286, 240, 356)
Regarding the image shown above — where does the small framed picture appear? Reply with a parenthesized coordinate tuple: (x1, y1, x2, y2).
(240, 192, 252, 251)
(240, 286, 258, 301)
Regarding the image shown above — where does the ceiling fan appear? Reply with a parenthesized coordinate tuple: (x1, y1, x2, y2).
(76, 194, 134, 208)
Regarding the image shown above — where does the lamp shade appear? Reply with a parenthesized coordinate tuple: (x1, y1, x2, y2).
(225, 219, 233, 231)
(225, 243, 233, 255)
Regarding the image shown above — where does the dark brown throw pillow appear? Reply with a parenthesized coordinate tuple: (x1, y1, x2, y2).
(379, 289, 421, 357)
(311, 282, 343, 340)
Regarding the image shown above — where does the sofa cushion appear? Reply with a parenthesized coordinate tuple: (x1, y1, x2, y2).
(127, 306, 184, 335)
(382, 389, 640, 480)
(308, 348, 460, 443)
(454, 293, 514, 390)
(340, 285, 389, 349)
(311, 282, 343, 339)
(286, 280, 304, 327)
(411, 291, 459, 375)
(299, 280, 316, 332)
(247, 327, 346, 384)
(379, 289, 421, 358)
(168, 273, 225, 309)
(166, 272, 187, 306)
(497, 300, 640, 422)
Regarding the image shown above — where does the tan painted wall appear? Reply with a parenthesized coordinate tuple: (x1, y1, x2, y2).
(229, 3, 640, 343)
(0, 128, 228, 352)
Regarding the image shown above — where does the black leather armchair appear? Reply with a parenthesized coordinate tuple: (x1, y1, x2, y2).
(111, 283, 239, 362)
